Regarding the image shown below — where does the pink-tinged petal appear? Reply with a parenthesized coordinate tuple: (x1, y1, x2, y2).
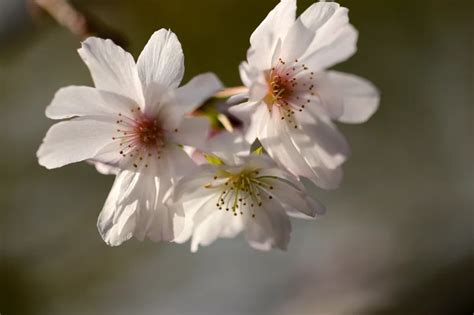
(248, 0, 297, 70)
(160, 73, 223, 129)
(78, 37, 145, 106)
(37, 117, 116, 169)
(45, 86, 136, 120)
(327, 71, 380, 123)
(299, 5, 358, 71)
(137, 29, 184, 110)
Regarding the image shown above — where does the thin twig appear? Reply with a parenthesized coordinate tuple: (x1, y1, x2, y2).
(214, 86, 248, 99)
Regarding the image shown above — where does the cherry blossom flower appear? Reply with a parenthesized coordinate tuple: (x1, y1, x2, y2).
(230, 0, 380, 189)
(37, 29, 223, 245)
(171, 132, 325, 252)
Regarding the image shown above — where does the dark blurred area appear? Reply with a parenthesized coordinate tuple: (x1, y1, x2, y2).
(0, 0, 473, 314)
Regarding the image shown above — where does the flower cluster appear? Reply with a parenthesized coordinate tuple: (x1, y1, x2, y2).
(37, 1, 379, 251)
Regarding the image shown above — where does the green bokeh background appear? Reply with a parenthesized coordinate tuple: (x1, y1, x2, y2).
(0, 0, 472, 314)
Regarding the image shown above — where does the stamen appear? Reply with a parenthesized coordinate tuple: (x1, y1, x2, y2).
(205, 168, 275, 218)
(264, 57, 319, 128)
(111, 110, 166, 169)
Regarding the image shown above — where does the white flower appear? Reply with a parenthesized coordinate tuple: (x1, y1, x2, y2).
(37, 29, 223, 245)
(171, 132, 325, 252)
(230, 0, 380, 189)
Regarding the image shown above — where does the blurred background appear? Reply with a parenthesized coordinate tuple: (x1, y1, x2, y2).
(0, 0, 472, 314)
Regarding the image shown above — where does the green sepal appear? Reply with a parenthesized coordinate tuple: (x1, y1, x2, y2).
(204, 154, 224, 165)
(252, 146, 264, 155)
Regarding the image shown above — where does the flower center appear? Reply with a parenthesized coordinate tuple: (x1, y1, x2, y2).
(264, 58, 317, 128)
(206, 168, 274, 218)
(111, 106, 170, 169)
(136, 117, 164, 148)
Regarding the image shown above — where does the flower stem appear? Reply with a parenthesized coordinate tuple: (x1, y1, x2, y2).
(213, 86, 248, 99)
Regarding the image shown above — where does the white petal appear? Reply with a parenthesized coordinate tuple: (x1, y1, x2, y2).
(227, 92, 249, 105)
(45, 86, 136, 120)
(172, 192, 217, 243)
(97, 170, 137, 246)
(145, 203, 180, 243)
(171, 165, 217, 203)
(299, 5, 358, 71)
(259, 113, 314, 181)
(78, 37, 144, 106)
(299, 2, 341, 32)
(174, 73, 223, 111)
(245, 190, 291, 251)
(205, 131, 251, 164)
(191, 212, 222, 252)
(220, 216, 244, 239)
(260, 112, 349, 189)
(266, 179, 323, 218)
(248, 0, 296, 70)
(190, 198, 226, 252)
(159, 73, 223, 130)
(308, 165, 344, 190)
(280, 18, 315, 62)
(248, 72, 269, 101)
(293, 114, 349, 175)
(164, 144, 198, 180)
(97, 168, 179, 246)
(166, 116, 210, 151)
(239, 61, 254, 87)
(229, 101, 267, 144)
(137, 29, 184, 89)
(37, 117, 116, 169)
(327, 71, 380, 123)
(88, 160, 119, 175)
(304, 72, 344, 120)
(175, 72, 224, 113)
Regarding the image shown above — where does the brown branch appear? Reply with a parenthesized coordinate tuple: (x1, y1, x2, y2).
(33, 0, 91, 40)
(30, 0, 127, 46)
